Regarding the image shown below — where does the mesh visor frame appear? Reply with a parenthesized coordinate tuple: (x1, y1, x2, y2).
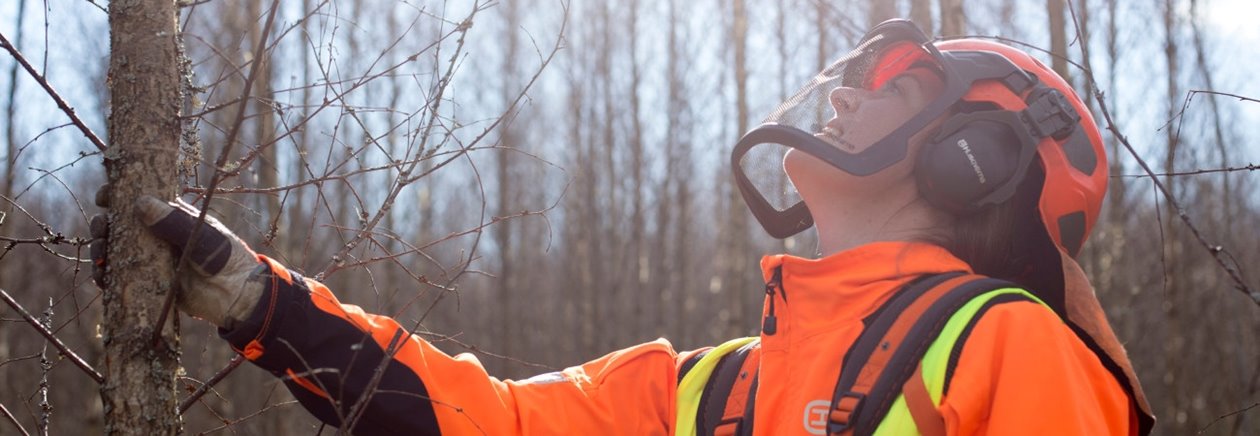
(732, 19, 1037, 238)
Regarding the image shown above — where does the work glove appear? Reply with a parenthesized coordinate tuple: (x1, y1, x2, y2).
(91, 189, 267, 328)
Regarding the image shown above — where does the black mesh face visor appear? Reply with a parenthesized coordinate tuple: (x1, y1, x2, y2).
(732, 19, 1037, 238)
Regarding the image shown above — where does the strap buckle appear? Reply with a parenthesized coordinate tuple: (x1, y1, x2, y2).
(827, 391, 866, 434)
(1022, 87, 1081, 140)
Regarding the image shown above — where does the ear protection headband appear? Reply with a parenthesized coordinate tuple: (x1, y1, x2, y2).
(915, 85, 1084, 214)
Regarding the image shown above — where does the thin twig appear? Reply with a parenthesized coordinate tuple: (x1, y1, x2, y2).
(1114, 163, 1260, 178)
(0, 31, 107, 152)
(1197, 402, 1259, 435)
(0, 288, 104, 383)
(420, 332, 557, 370)
(1187, 89, 1260, 105)
(177, 354, 245, 413)
(193, 400, 299, 435)
(0, 401, 32, 436)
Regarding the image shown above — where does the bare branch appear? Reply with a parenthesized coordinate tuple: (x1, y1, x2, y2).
(0, 401, 32, 436)
(0, 288, 104, 383)
(1187, 89, 1260, 105)
(0, 31, 107, 152)
(1115, 163, 1260, 178)
(177, 354, 246, 414)
(193, 400, 299, 435)
(1198, 402, 1259, 435)
(420, 331, 557, 370)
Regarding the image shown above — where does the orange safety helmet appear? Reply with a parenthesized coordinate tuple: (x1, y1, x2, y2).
(732, 19, 1107, 257)
(931, 38, 1106, 257)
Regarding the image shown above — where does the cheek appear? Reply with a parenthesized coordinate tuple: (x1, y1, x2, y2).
(843, 106, 901, 149)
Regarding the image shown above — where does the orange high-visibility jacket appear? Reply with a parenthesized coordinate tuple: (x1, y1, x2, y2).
(222, 242, 1135, 435)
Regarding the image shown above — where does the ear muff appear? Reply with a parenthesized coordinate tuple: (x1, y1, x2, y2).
(915, 109, 1040, 214)
(915, 86, 1083, 214)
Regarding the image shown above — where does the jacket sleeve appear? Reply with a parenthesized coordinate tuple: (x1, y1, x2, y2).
(219, 256, 680, 435)
(939, 300, 1133, 435)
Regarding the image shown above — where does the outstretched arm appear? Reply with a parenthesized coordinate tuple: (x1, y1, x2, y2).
(93, 195, 681, 435)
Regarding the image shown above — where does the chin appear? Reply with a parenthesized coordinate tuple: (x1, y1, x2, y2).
(784, 148, 856, 192)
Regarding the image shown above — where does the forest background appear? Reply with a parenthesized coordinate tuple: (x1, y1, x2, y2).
(1, 0, 1258, 434)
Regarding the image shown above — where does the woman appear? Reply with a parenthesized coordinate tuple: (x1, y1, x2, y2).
(94, 19, 1152, 435)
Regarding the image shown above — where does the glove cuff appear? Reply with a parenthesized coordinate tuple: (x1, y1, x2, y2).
(219, 255, 291, 360)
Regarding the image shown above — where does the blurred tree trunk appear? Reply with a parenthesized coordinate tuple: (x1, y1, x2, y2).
(910, 0, 933, 35)
(101, 0, 183, 433)
(248, 0, 281, 429)
(1187, 0, 1231, 235)
(596, 0, 624, 347)
(1078, 0, 1092, 100)
(0, 0, 28, 376)
(2, 0, 23, 208)
(288, 0, 315, 268)
(495, 0, 520, 361)
(815, 0, 828, 72)
(1101, 0, 1127, 299)
(1046, 0, 1071, 82)
(568, 61, 599, 354)
(721, 0, 752, 337)
(662, 0, 692, 346)
(1160, 0, 1187, 431)
(771, 3, 789, 256)
(250, 0, 280, 247)
(565, 7, 603, 354)
(625, 0, 649, 338)
(939, 0, 964, 36)
(868, 0, 897, 27)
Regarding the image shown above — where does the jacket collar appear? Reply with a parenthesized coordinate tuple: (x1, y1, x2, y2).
(759, 242, 972, 328)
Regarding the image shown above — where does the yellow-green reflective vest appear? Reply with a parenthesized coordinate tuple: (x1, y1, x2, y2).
(675, 286, 1047, 436)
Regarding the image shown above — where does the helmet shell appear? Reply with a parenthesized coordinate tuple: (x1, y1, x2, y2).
(935, 39, 1107, 257)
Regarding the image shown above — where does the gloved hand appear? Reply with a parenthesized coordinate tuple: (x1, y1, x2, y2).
(91, 190, 267, 328)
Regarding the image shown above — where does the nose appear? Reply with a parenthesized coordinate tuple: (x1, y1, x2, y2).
(829, 87, 862, 113)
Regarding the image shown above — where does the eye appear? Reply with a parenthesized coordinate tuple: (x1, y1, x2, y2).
(882, 74, 911, 95)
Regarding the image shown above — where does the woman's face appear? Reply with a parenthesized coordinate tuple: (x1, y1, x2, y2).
(816, 67, 946, 154)
(785, 67, 947, 194)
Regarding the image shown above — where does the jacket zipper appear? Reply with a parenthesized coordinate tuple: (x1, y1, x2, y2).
(763, 266, 784, 335)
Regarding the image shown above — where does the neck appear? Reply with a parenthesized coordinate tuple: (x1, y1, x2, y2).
(808, 184, 952, 257)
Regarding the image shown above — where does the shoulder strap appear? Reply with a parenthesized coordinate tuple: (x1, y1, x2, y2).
(826, 273, 1025, 436)
(676, 337, 758, 436)
(698, 339, 760, 436)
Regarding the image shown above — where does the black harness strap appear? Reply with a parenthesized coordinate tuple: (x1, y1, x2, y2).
(698, 340, 759, 435)
(830, 274, 1024, 435)
(736, 371, 759, 436)
(678, 349, 711, 384)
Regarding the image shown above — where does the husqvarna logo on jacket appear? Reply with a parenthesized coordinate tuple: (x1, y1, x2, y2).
(804, 400, 829, 435)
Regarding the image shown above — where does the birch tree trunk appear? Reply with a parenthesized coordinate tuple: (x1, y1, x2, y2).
(101, 0, 182, 433)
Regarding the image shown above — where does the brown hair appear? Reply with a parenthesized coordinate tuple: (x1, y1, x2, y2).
(943, 163, 1047, 283)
